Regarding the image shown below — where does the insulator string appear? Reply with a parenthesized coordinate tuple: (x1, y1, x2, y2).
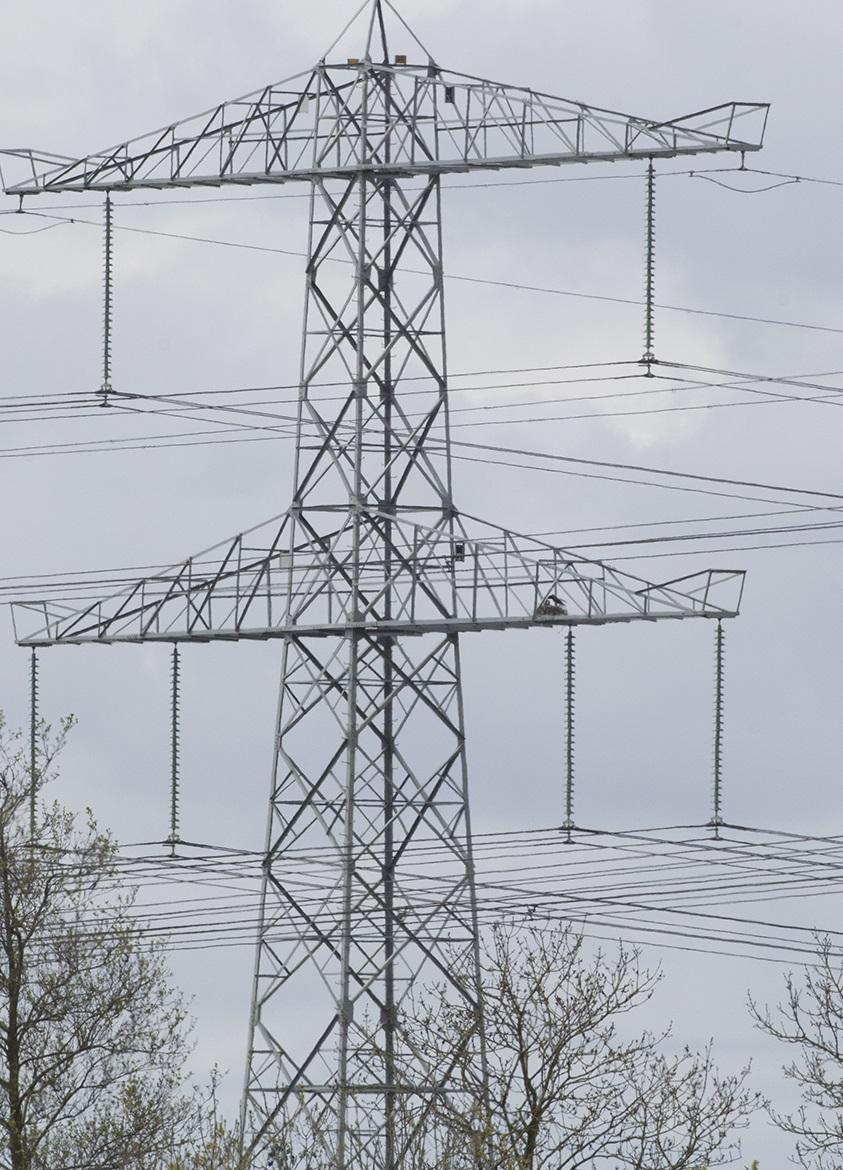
(98, 194, 114, 407)
(169, 644, 181, 856)
(563, 627, 575, 842)
(29, 648, 38, 841)
(642, 160, 656, 371)
(712, 620, 725, 837)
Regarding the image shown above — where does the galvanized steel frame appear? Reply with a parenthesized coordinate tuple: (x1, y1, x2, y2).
(4, 3, 764, 1166)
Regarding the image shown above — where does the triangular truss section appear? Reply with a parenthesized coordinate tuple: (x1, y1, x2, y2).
(3, 2, 768, 197)
(11, 508, 744, 646)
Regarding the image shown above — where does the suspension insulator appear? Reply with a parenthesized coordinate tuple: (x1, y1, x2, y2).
(98, 194, 114, 407)
(641, 160, 656, 370)
(563, 627, 575, 842)
(29, 648, 39, 842)
(712, 620, 725, 837)
(169, 645, 181, 854)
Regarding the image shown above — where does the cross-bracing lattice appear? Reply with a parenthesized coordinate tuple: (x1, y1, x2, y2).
(2, 3, 767, 1166)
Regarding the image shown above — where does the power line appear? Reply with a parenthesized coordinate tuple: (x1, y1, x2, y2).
(23, 821, 843, 967)
(16, 206, 843, 339)
(454, 442, 843, 503)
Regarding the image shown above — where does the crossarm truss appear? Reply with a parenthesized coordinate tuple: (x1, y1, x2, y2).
(10, 509, 745, 647)
(3, 61, 768, 195)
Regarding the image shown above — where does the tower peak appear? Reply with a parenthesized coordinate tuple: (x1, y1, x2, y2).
(320, 0, 434, 67)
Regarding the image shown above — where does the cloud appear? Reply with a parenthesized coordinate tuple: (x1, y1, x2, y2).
(1, 3, 839, 1161)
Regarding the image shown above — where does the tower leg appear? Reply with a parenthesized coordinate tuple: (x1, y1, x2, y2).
(242, 632, 486, 1166)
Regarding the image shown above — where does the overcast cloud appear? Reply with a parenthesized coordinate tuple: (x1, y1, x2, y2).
(2, 2, 843, 1161)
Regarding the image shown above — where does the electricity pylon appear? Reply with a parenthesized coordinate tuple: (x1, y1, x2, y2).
(4, 3, 766, 1165)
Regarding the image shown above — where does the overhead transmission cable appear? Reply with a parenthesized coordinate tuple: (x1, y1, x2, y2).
(13, 206, 843, 339)
(5, 359, 843, 522)
(9, 365, 843, 432)
(37, 822, 843, 968)
(26, 840, 843, 966)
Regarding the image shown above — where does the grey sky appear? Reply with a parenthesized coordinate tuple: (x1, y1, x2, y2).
(2, 1, 843, 1161)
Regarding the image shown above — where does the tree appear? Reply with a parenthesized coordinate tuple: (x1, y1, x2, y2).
(752, 935, 843, 1170)
(400, 922, 758, 1170)
(167, 1071, 246, 1170)
(0, 716, 238, 1170)
(246, 923, 757, 1168)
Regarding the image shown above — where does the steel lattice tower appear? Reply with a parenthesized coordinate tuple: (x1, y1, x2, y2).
(244, 39, 488, 1155)
(3, 3, 767, 1165)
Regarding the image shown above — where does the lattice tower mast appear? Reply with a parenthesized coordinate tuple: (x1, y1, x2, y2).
(3, 3, 767, 1166)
